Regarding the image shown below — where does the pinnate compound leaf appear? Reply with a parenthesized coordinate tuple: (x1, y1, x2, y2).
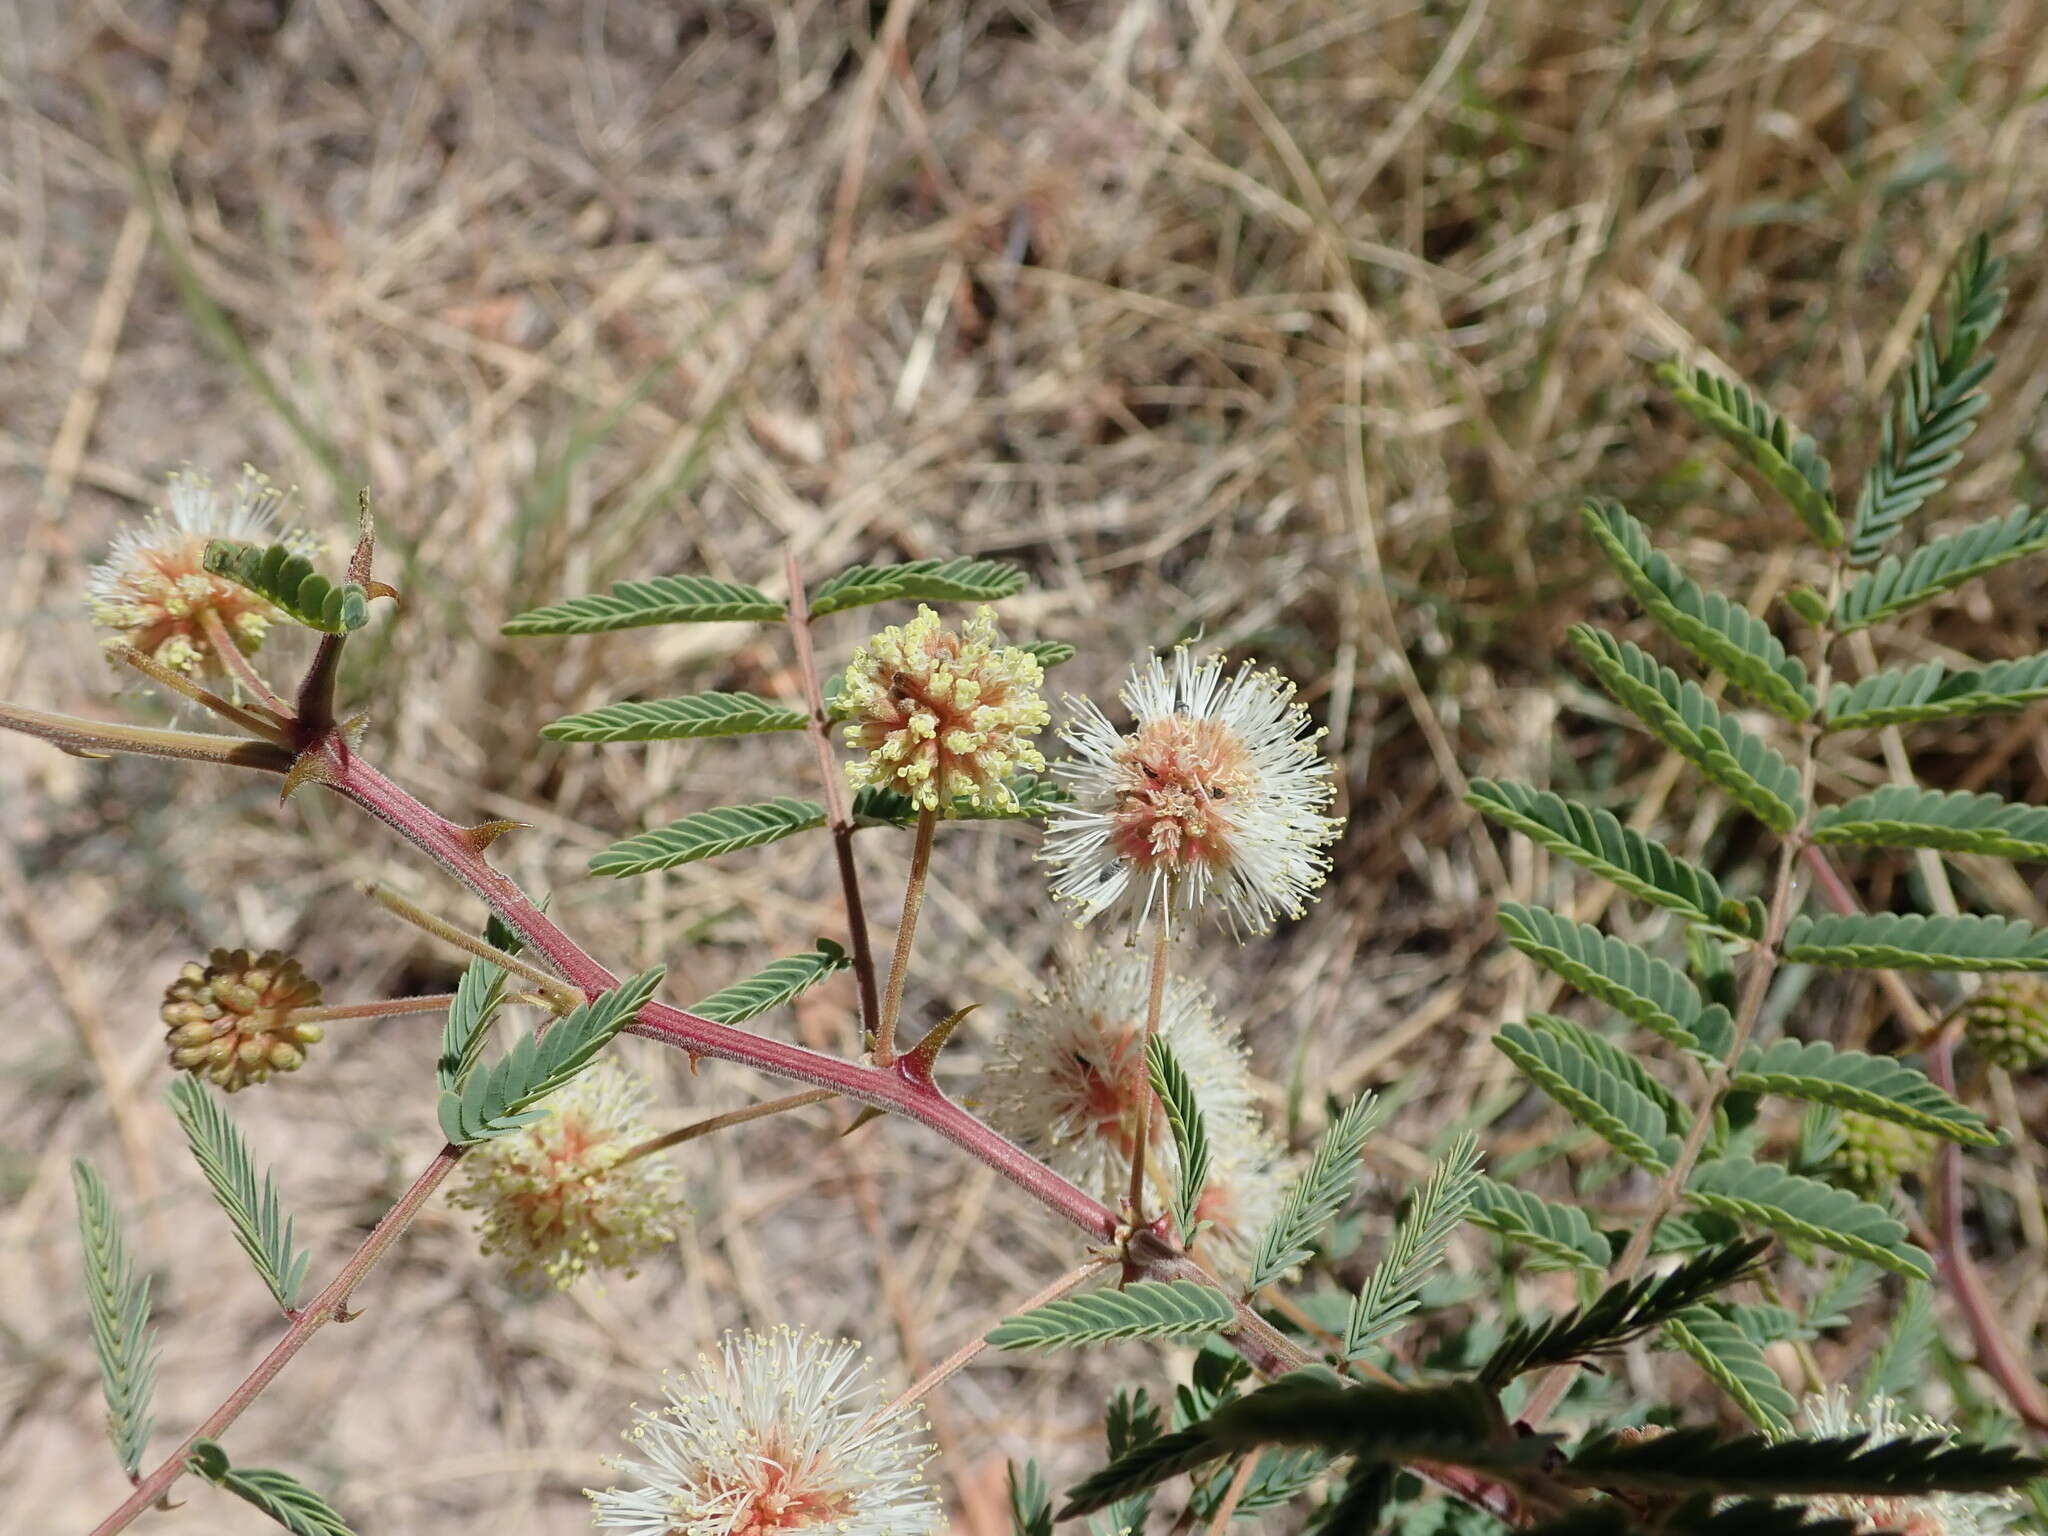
(987, 1280, 1235, 1351)
(1654, 362, 1840, 546)
(1532, 1013, 1687, 1131)
(1565, 1422, 2043, 1497)
(202, 541, 369, 633)
(1685, 1157, 1931, 1279)
(1007, 1462, 1053, 1536)
(1838, 505, 2048, 629)
(1495, 902, 1731, 1057)
(1813, 784, 2048, 862)
(71, 1159, 159, 1477)
(590, 798, 825, 878)
(1061, 1377, 1537, 1519)
(1466, 1175, 1612, 1272)
(1660, 1305, 1797, 1431)
(503, 574, 783, 635)
(1469, 780, 1764, 936)
(437, 969, 663, 1145)
(438, 956, 508, 1094)
(1569, 626, 1804, 831)
(1243, 1091, 1386, 1293)
(1479, 1239, 1770, 1388)
(1860, 1281, 1937, 1404)
(1730, 1038, 1997, 1146)
(1344, 1132, 1482, 1355)
(188, 1441, 356, 1536)
(1827, 652, 2048, 732)
(540, 691, 806, 744)
(1581, 500, 1814, 719)
(1494, 1018, 1680, 1173)
(1848, 234, 2008, 565)
(1781, 912, 2048, 973)
(688, 942, 849, 1026)
(1146, 1035, 1211, 1247)
(167, 1077, 312, 1312)
(808, 556, 1027, 617)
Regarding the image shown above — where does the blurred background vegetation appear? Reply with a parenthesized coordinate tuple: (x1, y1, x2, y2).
(2, 1, 2045, 1529)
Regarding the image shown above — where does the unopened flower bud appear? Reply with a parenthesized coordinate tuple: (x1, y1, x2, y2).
(1962, 977, 2048, 1071)
(1835, 1111, 1936, 1192)
(160, 947, 323, 1092)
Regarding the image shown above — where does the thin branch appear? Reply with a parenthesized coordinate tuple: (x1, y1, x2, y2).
(1126, 915, 1172, 1223)
(611, 1088, 837, 1170)
(0, 699, 292, 772)
(197, 607, 292, 718)
(875, 805, 937, 1064)
(361, 882, 581, 1010)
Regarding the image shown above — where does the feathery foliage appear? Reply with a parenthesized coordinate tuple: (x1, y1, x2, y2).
(1465, 1175, 1612, 1272)
(1660, 1304, 1797, 1431)
(807, 556, 1027, 616)
(539, 690, 806, 744)
(202, 540, 371, 633)
(1847, 233, 2007, 564)
(1653, 362, 1839, 546)
(437, 956, 508, 1094)
(1581, 500, 1814, 719)
(1008, 1462, 1054, 1536)
(1826, 651, 2048, 731)
(1837, 504, 2048, 629)
(1495, 903, 1733, 1058)
(1242, 1092, 1386, 1293)
(1564, 1423, 2043, 1496)
(1729, 1038, 1997, 1146)
(987, 1281, 1236, 1351)
(589, 798, 826, 877)
(1569, 626, 1804, 830)
(1344, 1132, 1482, 1355)
(1493, 1018, 1681, 1173)
(1478, 1240, 1770, 1388)
(1861, 1281, 1937, 1403)
(687, 941, 849, 1026)
(437, 969, 663, 1145)
(1812, 784, 2048, 862)
(1684, 1157, 1931, 1279)
(1469, 781, 1764, 937)
(1782, 911, 2048, 973)
(71, 1159, 159, 1478)
(187, 1441, 357, 1536)
(167, 1077, 312, 1313)
(501, 573, 783, 634)
(1146, 1034, 1212, 1246)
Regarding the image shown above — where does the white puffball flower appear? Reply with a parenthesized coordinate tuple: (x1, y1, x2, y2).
(589, 1328, 943, 1536)
(1039, 648, 1341, 936)
(1791, 1389, 2024, 1536)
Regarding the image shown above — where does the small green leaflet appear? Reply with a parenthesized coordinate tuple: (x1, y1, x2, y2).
(1684, 1156, 1931, 1279)
(1562, 1421, 2043, 1497)
(1781, 912, 2048, 973)
(1812, 784, 2048, 862)
(1494, 1018, 1681, 1173)
(987, 1280, 1236, 1351)
(502, 574, 784, 635)
(202, 540, 370, 634)
(540, 691, 806, 744)
(808, 556, 1027, 617)
(1465, 1175, 1611, 1272)
(1344, 1132, 1481, 1356)
(167, 1077, 312, 1312)
(591, 798, 826, 878)
(437, 955, 509, 1094)
(437, 969, 663, 1145)
(188, 1441, 357, 1536)
(1008, 1462, 1054, 1536)
(1837, 505, 2048, 630)
(1826, 652, 2048, 731)
(689, 941, 849, 1026)
(1729, 1037, 1996, 1146)
(1242, 1091, 1386, 1293)
(1661, 1305, 1797, 1431)
(1018, 640, 1076, 670)
(1495, 901, 1733, 1058)
(1145, 1034, 1211, 1246)
(1653, 361, 1840, 547)
(71, 1159, 159, 1478)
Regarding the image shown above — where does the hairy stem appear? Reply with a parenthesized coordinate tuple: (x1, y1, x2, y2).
(362, 882, 581, 1009)
(197, 607, 293, 719)
(611, 1088, 837, 1170)
(875, 804, 938, 1065)
(87, 1146, 464, 1536)
(0, 700, 292, 772)
(1125, 915, 1172, 1224)
(784, 548, 881, 1045)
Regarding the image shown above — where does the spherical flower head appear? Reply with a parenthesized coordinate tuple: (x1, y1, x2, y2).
(1039, 648, 1341, 935)
(979, 953, 1271, 1210)
(450, 1059, 683, 1290)
(1962, 976, 2048, 1071)
(1793, 1389, 2023, 1536)
(840, 605, 1049, 813)
(589, 1327, 943, 1536)
(87, 466, 317, 676)
(1834, 1111, 1938, 1193)
(161, 947, 324, 1092)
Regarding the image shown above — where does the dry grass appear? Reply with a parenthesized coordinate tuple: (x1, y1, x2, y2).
(3, 0, 2047, 1530)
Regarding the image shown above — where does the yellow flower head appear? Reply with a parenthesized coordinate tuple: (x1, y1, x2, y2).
(161, 947, 324, 1093)
(840, 605, 1048, 813)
